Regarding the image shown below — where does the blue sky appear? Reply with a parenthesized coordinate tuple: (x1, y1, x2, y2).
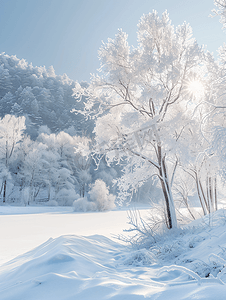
(0, 0, 224, 82)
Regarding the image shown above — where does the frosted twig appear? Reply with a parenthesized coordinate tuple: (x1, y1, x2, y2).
(159, 265, 224, 285)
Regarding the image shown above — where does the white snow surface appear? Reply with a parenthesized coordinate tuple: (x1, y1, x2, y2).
(1, 206, 226, 299)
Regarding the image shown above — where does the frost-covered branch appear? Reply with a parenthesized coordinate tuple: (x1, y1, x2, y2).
(159, 265, 224, 285)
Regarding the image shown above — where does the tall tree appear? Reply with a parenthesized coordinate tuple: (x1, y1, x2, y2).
(78, 11, 205, 228)
(0, 115, 25, 202)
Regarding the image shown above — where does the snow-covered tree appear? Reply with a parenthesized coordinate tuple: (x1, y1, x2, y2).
(77, 11, 205, 228)
(73, 179, 115, 212)
(17, 137, 47, 204)
(71, 134, 92, 197)
(200, 5, 226, 208)
(0, 115, 25, 202)
(37, 130, 92, 202)
(209, 52, 226, 195)
(0, 64, 12, 97)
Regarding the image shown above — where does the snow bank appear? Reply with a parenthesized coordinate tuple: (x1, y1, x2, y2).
(0, 235, 161, 300)
(1, 233, 226, 300)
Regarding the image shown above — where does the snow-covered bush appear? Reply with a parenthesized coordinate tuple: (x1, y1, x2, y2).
(89, 179, 116, 211)
(73, 196, 97, 212)
(73, 179, 116, 212)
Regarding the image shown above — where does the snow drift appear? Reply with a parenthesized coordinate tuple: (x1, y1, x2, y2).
(1, 209, 226, 299)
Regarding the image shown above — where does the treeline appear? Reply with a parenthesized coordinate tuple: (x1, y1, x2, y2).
(0, 115, 117, 207)
(0, 53, 119, 207)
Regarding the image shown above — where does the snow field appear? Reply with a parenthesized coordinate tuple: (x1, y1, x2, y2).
(0, 206, 135, 265)
(1, 207, 226, 299)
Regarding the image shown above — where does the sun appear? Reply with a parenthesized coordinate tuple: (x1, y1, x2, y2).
(186, 79, 205, 99)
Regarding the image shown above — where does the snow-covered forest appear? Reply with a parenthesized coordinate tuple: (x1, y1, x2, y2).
(0, 53, 119, 209)
(2, 1, 226, 299)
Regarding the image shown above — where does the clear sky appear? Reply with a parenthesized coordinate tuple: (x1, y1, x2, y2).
(0, 0, 225, 83)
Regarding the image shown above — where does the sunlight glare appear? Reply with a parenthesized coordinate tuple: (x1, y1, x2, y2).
(187, 80, 205, 99)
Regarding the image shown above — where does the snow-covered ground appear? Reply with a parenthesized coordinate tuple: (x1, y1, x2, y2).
(1, 205, 226, 299)
(0, 205, 139, 265)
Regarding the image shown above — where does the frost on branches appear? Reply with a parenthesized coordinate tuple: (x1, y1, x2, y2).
(77, 10, 206, 229)
(213, 0, 226, 28)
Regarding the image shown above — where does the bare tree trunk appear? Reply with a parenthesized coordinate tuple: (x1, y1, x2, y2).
(214, 177, 218, 211)
(206, 176, 210, 213)
(195, 172, 218, 215)
(48, 184, 51, 201)
(195, 176, 207, 216)
(159, 176, 172, 228)
(157, 146, 177, 229)
(3, 140, 8, 203)
(129, 139, 178, 229)
(209, 176, 213, 213)
(3, 180, 6, 203)
(82, 184, 85, 198)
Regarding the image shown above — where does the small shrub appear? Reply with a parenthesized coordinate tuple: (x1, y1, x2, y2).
(73, 179, 116, 212)
(73, 197, 97, 212)
(89, 179, 116, 211)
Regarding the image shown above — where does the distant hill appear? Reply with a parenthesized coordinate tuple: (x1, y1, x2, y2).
(0, 53, 93, 138)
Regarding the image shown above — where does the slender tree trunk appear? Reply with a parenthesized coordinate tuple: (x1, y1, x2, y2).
(199, 179, 208, 213)
(159, 176, 172, 228)
(195, 173, 217, 215)
(157, 146, 177, 229)
(82, 184, 85, 198)
(206, 176, 210, 213)
(28, 179, 34, 205)
(3, 180, 6, 203)
(3, 140, 8, 203)
(209, 176, 213, 213)
(0, 182, 4, 195)
(48, 184, 51, 201)
(196, 175, 208, 216)
(214, 177, 218, 211)
(196, 179, 205, 215)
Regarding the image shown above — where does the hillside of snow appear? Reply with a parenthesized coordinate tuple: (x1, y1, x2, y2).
(1, 206, 226, 299)
(0, 53, 93, 138)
